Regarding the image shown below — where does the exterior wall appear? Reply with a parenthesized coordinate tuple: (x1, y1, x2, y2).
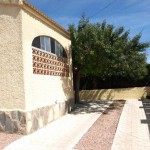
(21, 9, 74, 111)
(0, 101, 71, 134)
(21, 9, 74, 133)
(26, 101, 71, 133)
(80, 87, 150, 101)
(0, 4, 25, 109)
(0, 1, 74, 134)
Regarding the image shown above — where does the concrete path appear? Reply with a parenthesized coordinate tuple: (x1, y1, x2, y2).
(111, 99, 150, 150)
(4, 101, 112, 150)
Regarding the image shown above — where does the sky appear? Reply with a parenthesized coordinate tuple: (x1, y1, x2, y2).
(28, 0, 150, 63)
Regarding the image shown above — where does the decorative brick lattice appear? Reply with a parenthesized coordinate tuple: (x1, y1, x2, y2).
(32, 48, 69, 77)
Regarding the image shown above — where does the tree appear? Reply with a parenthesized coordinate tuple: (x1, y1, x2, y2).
(68, 16, 150, 103)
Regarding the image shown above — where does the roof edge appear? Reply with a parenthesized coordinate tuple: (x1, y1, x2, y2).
(22, 1, 70, 39)
(0, 0, 70, 39)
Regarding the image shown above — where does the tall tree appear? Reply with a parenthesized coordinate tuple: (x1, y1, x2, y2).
(69, 16, 150, 103)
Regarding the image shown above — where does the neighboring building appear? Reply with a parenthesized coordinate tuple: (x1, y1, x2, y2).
(0, 0, 74, 134)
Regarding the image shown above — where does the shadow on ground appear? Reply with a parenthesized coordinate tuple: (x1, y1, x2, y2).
(140, 99, 150, 135)
(103, 100, 125, 115)
(71, 100, 125, 115)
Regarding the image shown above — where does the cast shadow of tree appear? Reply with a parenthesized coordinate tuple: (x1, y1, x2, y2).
(59, 45, 126, 115)
(140, 99, 150, 135)
(70, 100, 125, 115)
(79, 89, 115, 102)
(59, 46, 74, 112)
(103, 100, 125, 115)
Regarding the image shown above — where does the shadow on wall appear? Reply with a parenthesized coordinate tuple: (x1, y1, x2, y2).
(80, 89, 114, 101)
(140, 99, 150, 135)
(60, 46, 74, 111)
(80, 87, 150, 101)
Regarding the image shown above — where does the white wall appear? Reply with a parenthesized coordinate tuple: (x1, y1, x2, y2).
(0, 5, 25, 109)
(22, 9, 74, 110)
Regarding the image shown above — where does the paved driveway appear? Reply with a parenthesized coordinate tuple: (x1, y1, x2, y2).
(111, 99, 150, 150)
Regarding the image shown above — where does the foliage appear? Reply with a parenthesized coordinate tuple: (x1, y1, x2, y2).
(68, 16, 150, 102)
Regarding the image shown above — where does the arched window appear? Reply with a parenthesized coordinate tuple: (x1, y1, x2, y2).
(32, 36, 67, 58)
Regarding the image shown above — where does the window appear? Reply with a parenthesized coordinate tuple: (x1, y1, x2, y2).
(55, 41, 64, 57)
(32, 37, 40, 48)
(40, 37, 51, 52)
(55, 41, 61, 57)
(32, 36, 67, 58)
(60, 45, 63, 57)
(51, 38, 55, 54)
(44, 37, 51, 52)
(40, 36, 45, 50)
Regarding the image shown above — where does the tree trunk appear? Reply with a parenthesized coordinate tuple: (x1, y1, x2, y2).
(75, 69, 80, 103)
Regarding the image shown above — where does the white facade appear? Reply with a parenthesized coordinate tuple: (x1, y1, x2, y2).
(0, 0, 74, 134)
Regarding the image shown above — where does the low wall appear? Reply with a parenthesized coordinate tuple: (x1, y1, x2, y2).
(80, 87, 150, 101)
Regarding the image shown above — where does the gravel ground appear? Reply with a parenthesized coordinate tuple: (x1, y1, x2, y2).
(0, 100, 124, 150)
(74, 100, 125, 150)
(0, 132, 23, 150)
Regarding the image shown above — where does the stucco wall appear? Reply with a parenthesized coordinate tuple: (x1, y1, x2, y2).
(21, 9, 74, 110)
(0, 5, 25, 109)
(80, 87, 150, 101)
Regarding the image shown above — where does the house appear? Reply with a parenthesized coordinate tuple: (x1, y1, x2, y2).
(0, 0, 74, 134)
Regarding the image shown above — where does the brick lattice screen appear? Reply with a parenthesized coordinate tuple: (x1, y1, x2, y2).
(32, 48, 69, 77)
